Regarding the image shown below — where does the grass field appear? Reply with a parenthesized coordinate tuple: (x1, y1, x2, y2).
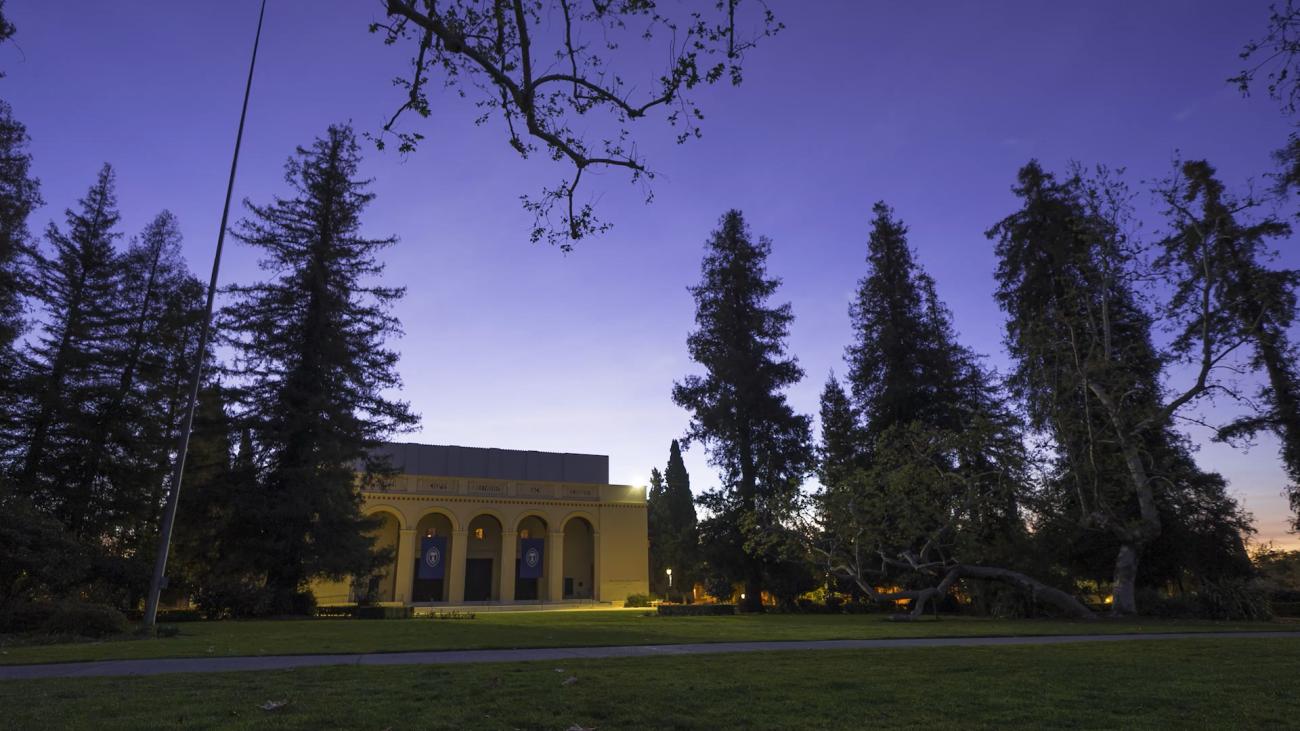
(2, 609, 1296, 666)
(1, 637, 1296, 729)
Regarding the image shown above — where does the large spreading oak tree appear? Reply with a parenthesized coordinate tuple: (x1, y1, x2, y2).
(372, 0, 781, 248)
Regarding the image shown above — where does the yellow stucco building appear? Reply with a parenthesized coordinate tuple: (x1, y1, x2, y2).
(312, 443, 649, 607)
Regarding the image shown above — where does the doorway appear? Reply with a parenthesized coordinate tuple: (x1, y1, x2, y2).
(465, 558, 493, 601)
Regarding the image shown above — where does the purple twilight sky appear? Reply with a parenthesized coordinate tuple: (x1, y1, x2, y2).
(4, 1, 1298, 547)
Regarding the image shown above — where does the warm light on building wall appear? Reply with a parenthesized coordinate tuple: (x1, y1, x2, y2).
(474, 528, 484, 540)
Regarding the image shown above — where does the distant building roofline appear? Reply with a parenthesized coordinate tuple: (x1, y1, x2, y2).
(370, 442, 610, 485)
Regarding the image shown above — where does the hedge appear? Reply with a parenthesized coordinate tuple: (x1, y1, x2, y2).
(355, 605, 413, 620)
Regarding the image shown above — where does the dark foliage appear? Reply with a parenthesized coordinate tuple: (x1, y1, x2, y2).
(220, 124, 416, 615)
(673, 210, 813, 611)
(373, 1, 781, 247)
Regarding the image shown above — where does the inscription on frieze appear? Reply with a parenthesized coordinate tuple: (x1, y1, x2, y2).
(468, 481, 505, 497)
(561, 485, 598, 500)
(515, 482, 556, 499)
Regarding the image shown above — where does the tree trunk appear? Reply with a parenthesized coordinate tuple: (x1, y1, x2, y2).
(1110, 543, 1139, 615)
(843, 563, 1096, 620)
(741, 570, 763, 612)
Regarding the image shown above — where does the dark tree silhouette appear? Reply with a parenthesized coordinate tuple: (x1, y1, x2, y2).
(673, 210, 812, 612)
(1158, 160, 1300, 531)
(989, 161, 1271, 615)
(373, 0, 781, 249)
(647, 439, 699, 598)
(222, 124, 418, 614)
(814, 202, 1051, 618)
(0, 99, 40, 464)
(17, 166, 124, 533)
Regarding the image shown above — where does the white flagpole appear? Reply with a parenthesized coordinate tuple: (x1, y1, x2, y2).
(143, 0, 267, 628)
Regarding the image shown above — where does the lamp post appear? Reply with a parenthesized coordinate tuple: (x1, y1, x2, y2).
(666, 567, 673, 602)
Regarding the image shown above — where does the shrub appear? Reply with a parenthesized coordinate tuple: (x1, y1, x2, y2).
(624, 593, 652, 608)
(355, 605, 412, 620)
(0, 602, 57, 634)
(426, 610, 476, 620)
(291, 591, 318, 617)
(155, 624, 181, 638)
(1271, 601, 1300, 618)
(316, 605, 357, 618)
(657, 603, 735, 616)
(1198, 579, 1272, 621)
(156, 609, 202, 623)
(40, 603, 129, 638)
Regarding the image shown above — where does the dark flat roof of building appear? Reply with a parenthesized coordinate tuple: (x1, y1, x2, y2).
(373, 442, 609, 485)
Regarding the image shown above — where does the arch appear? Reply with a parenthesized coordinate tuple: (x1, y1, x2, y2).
(412, 512, 456, 602)
(463, 506, 507, 527)
(464, 513, 504, 601)
(512, 508, 553, 530)
(363, 504, 408, 530)
(560, 510, 598, 532)
(413, 506, 461, 533)
(562, 516, 596, 600)
(514, 514, 550, 601)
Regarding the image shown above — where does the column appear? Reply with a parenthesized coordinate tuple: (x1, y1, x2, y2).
(547, 530, 565, 602)
(448, 529, 467, 604)
(393, 528, 416, 604)
(499, 530, 517, 603)
(593, 530, 602, 602)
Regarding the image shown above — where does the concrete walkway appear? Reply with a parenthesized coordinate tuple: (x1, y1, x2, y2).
(2, 631, 1296, 681)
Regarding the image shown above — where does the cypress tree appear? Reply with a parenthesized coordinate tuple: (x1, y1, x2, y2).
(673, 210, 813, 612)
(815, 373, 859, 493)
(662, 439, 698, 598)
(646, 466, 667, 595)
(222, 124, 418, 614)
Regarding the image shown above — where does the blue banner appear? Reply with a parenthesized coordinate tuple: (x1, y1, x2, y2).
(518, 538, 545, 579)
(418, 536, 447, 580)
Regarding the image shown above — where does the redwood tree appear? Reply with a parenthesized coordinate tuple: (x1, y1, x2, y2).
(222, 124, 418, 614)
(673, 210, 813, 611)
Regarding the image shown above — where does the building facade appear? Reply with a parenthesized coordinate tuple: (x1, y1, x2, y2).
(311, 443, 649, 606)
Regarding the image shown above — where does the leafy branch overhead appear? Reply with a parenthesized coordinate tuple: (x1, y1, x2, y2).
(373, 0, 781, 249)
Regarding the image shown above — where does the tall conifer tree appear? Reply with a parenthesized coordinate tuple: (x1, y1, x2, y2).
(18, 165, 124, 537)
(817, 203, 1028, 609)
(222, 124, 417, 613)
(673, 210, 813, 612)
(646, 466, 667, 594)
(815, 374, 859, 491)
(0, 100, 40, 466)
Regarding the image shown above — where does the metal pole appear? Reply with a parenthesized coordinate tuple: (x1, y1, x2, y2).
(143, 0, 267, 628)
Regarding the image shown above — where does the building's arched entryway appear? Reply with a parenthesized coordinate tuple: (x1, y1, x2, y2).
(563, 516, 595, 599)
(514, 515, 550, 601)
(363, 511, 401, 602)
(464, 514, 503, 601)
(412, 512, 454, 602)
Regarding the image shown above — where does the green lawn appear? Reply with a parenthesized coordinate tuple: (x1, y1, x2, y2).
(1, 609, 1295, 666)
(1, 638, 1296, 729)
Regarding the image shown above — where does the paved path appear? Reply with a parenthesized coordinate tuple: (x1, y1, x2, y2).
(2, 631, 1296, 681)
